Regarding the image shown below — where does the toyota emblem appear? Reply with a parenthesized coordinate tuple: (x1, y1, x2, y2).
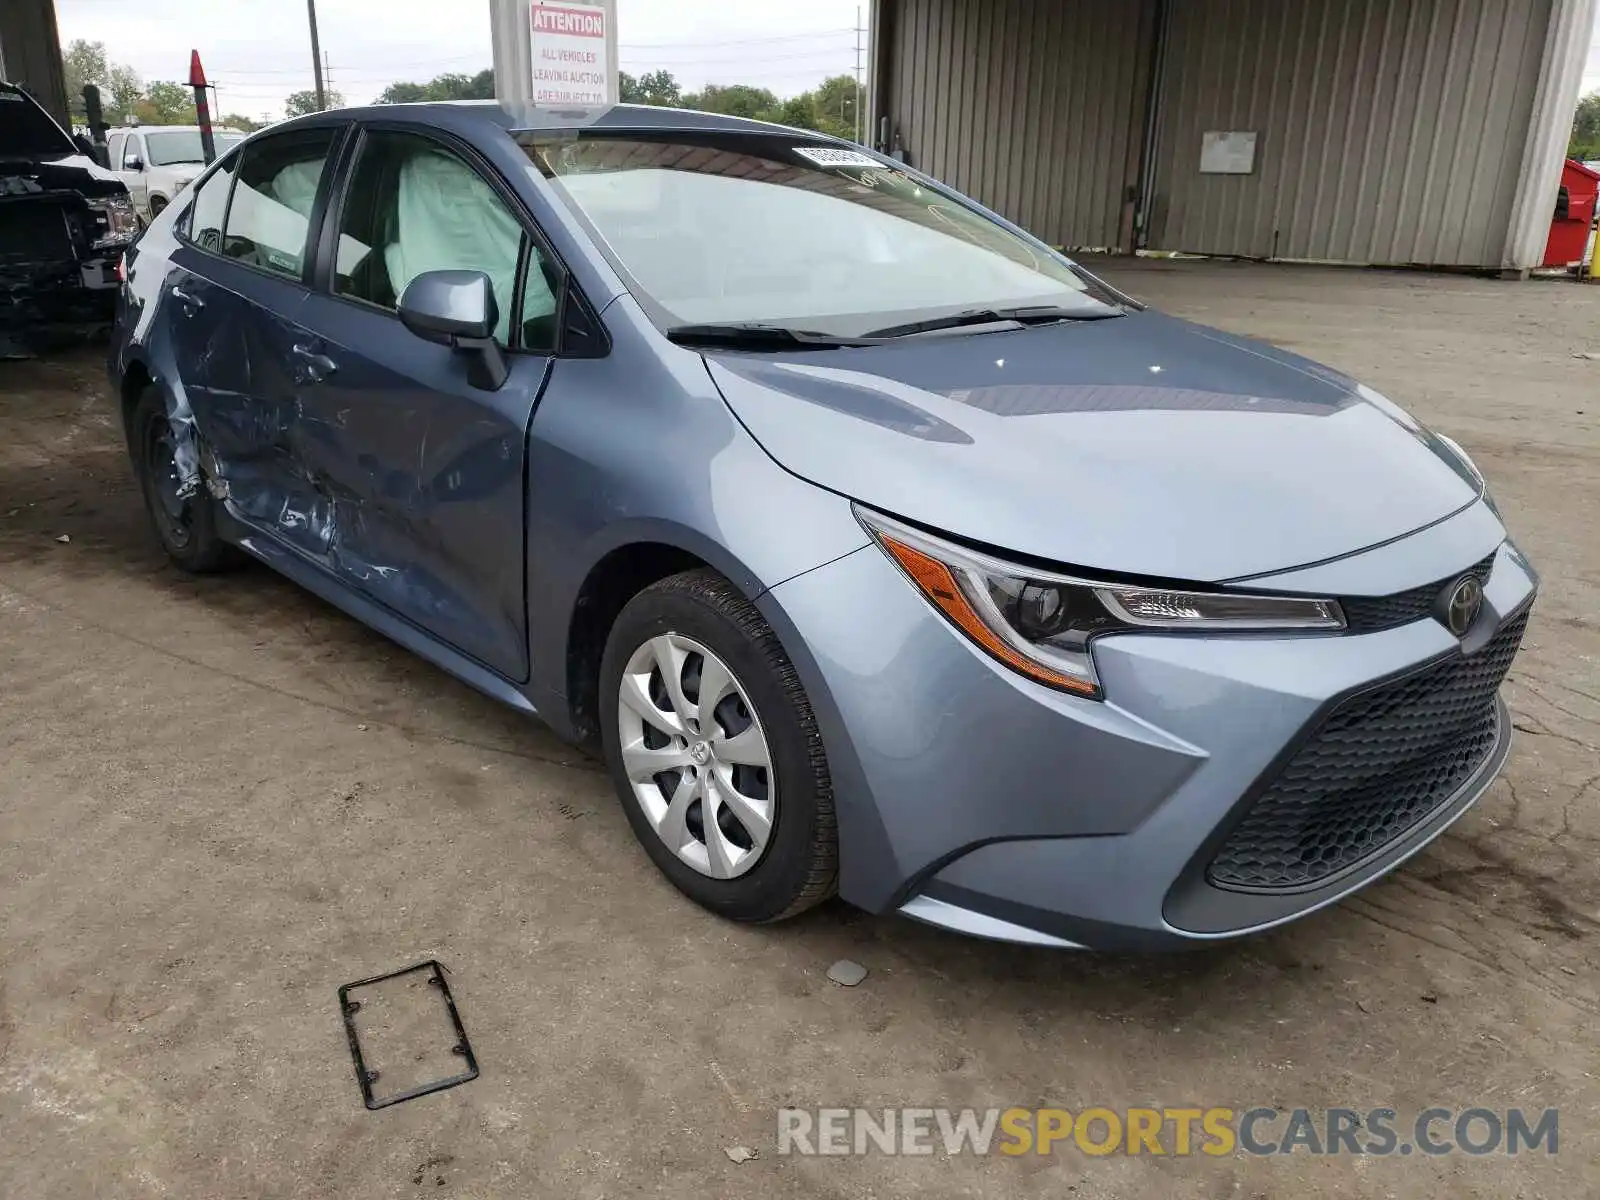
(1441, 575, 1484, 637)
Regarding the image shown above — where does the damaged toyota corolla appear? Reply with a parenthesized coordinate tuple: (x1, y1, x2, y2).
(109, 102, 1537, 950)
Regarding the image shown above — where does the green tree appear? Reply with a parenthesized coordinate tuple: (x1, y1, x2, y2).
(810, 74, 862, 141)
(134, 80, 194, 126)
(63, 39, 108, 122)
(218, 113, 261, 133)
(375, 69, 494, 105)
(776, 94, 815, 129)
(620, 69, 682, 106)
(375, 80, 432, 104)
(1571, 93, 1600, 161)
(684, 83, 781, 121)
(62, 39, 146, 126)
(106, 65, 144, 124)
(285, 88, 345, 117)
(634, 69, 681, 106)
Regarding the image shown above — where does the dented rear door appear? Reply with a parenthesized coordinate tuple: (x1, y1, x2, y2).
(170, 127, 346, 570)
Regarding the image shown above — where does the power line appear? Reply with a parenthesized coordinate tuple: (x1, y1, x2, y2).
(623, 28, 855, 49)
(216, 52, 488, 75)
(619, 49, 855, 67)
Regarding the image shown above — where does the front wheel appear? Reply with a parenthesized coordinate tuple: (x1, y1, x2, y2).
(599, 569, 838, 922)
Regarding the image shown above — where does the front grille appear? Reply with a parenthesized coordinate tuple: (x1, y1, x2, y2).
(0, 200, 73, 263)
(1207, 610, 1527, 892)
(1340, 552, 1497, 633)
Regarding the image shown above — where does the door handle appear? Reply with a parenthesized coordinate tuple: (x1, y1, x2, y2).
(292, 344, 339, 382)
(170, 285, 204, 311)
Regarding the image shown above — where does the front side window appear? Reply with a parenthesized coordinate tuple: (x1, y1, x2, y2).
(107, 133, 125, 168)
(222, 128, 338, 281)
(144, 129, 247, 167)
(186, 155, 238, 253)
(121, 135, 144, 169)
(528, 134, 1117, 337)
(333, 129, 559, 349)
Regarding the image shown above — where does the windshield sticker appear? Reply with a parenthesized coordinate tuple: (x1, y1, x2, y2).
(792, 146, 881, 169)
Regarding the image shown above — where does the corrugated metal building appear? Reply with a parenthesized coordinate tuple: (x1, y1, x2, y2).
(0, 0, 69, 128)
(868, 0, 1597, 271)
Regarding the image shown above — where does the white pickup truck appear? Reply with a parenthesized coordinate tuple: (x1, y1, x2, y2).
(106, 125, 248, 222)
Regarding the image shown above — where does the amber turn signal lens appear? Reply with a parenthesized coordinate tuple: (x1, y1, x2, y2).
(877, 533, 1100, 696)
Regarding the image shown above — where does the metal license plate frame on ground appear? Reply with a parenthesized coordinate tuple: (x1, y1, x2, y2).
(338, 959, 480, 1110)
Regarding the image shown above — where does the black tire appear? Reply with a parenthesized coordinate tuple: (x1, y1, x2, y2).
(148, 196, 167, 219)
(128, 385, 243, 573)
(599, 569, 838, 922)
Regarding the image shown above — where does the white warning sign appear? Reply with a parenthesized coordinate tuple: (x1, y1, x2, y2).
(531, 2, 611, 106)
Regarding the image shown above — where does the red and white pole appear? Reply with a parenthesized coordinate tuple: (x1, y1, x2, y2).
(189, 50, 217, 164)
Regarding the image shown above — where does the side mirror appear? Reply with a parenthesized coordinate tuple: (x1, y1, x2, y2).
(397, 269, 508, 391)
(124, 155, 144, 172)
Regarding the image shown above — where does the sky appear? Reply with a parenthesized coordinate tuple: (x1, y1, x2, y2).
(53, 0, 1600, 124)
(55, 0, 869, 120)
(1585, 20, 1600, 94)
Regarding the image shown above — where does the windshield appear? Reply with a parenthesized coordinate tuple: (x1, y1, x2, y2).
(0, 85, 76, 159)
(526, 133, 1118, 337)
(144, 130, 246, 166)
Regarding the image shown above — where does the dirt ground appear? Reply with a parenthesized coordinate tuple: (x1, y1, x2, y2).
(1, 260, 1597, 1199)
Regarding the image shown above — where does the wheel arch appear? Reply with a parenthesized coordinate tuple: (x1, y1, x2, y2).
(559, 525, 779, 750)
(118, 354, 156, 439)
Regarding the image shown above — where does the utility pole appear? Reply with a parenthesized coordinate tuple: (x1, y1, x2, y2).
(307, 0, 328, 111)
(854, 6, 863, 145)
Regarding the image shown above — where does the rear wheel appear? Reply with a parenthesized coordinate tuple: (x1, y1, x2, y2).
(148, 195, 168, 219)
(129, 386, 242, 573)
(599, 569, 838, 922)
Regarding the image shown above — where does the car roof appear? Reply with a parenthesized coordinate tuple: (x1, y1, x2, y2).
(264, 100, 853, 144)
(109, 125, 246, 135)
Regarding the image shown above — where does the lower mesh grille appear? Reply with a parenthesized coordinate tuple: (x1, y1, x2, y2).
(1207, 610, 1527, 892)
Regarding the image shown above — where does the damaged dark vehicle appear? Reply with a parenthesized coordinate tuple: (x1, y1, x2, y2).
(0, 81, 138, 356)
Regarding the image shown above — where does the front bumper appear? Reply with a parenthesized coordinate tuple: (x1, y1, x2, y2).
(0, 255, 121, 340)
(760, 501, 1537, 950)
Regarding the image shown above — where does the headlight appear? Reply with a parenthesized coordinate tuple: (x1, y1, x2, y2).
(857, 508, 1345, 699)
(90, 195, 140, 249)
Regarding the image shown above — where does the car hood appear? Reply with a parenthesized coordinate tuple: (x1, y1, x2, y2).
(705, 311, 1485, 582)
(0, 151, 128, 199)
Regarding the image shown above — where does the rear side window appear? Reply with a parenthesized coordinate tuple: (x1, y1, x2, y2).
(186, 156, 238, 253)
(222, 128, 339, 282)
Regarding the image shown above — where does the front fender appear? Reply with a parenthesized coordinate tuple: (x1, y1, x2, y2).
(523, 304, 871, 722)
